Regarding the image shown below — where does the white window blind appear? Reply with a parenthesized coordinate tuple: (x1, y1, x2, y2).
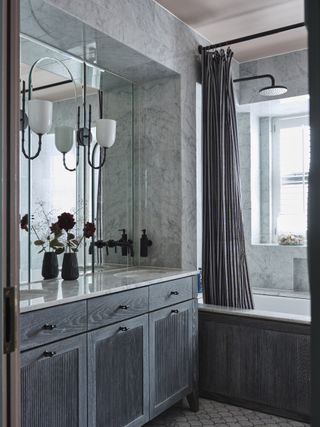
(272, 116, 310, 239)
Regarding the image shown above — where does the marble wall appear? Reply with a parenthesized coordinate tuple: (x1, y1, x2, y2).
(101, 84, 134, 265)
(38, 0, 209, 269)
(239, 49, 308, 104)
(237, 48, 309, 292)
(259, 117, 272, 244)
(133, 76, 181, 267)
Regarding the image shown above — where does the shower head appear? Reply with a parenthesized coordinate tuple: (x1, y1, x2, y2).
(233, 74, 288, 97)
(259, 84, 288, 97)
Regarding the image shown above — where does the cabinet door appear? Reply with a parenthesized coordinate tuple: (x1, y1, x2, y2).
(21, 335, 87, 427)
(88, 314, 149, 427)
(149, 300, 193, 418)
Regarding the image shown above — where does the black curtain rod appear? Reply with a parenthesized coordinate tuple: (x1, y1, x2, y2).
(20, 79, 73, 94)
(198, 22, 305, 53)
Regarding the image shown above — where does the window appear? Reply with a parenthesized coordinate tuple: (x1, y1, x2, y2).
(272, 115, 310, 241)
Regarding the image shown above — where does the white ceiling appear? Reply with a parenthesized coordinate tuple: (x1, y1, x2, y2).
(155, 0, 307, 62)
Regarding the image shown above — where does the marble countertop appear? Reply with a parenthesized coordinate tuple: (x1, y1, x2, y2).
(20, 267, 198, 313)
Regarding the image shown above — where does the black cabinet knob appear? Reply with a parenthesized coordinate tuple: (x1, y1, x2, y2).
(43, 351, 56, 358)
(171, 309, 179, 314)
(119, 326, 129, 332)
(43, 324, 57, 330)
(170, 291, 179, 295)
(119, 305, 129, 310)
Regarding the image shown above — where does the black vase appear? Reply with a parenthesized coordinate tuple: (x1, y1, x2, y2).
(61, 253, 79, 281)
(42, 252, 59, 280)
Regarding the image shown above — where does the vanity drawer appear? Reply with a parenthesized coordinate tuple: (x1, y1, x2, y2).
(149, 277, 193, 311)
(20, 301, 87, 351)
(88, 287, 149, 329)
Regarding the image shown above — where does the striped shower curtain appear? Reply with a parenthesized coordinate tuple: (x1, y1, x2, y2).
(201, 48, 254, 309)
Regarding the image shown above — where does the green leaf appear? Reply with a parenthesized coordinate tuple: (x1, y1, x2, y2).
(67, 233, 75, 240)
(50, 238, 64, 248)
(34, 240, 45, 246)
(55, 247, 64, 255)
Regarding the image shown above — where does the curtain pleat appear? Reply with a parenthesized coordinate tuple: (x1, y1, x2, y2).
(202, 48, 254, 309)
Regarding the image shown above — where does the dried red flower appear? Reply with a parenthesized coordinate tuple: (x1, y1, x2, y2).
(57, 212, 76, 231)
(83, 222, 96, 238)
(50, 222, 61, 235)
(20, 214, 28, 231)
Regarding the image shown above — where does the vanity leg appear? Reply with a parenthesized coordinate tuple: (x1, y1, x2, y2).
(187, 390, 199, 412)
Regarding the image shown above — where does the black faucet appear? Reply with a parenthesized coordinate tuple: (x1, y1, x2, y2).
(89, 239, 107, 255)
(140, 229, 152, 257)
(108, 229, 134, 257)
(92, 229, 134, 257)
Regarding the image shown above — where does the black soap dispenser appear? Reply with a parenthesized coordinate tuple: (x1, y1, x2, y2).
(140, 229, 152, 257)
(119, 228, 128, 256)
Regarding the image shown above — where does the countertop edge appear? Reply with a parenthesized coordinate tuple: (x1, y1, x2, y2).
(20, 270, 199, 313)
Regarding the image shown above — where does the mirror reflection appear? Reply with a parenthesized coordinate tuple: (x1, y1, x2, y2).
(19, 36, 134, 283)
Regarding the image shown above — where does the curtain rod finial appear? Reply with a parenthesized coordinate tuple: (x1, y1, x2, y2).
(198, 45, 203, 54)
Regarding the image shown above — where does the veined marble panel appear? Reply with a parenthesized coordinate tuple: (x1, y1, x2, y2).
(101, 84, 134, 266)
(37, 0, 211, 269)
(134, 76, 181, 268)
(239, 49, 308, 104)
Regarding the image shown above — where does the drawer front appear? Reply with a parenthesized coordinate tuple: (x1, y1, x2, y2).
(20, 301, 87, 351)
(149, 277, 193, 311)
(88, 287, 149, 329)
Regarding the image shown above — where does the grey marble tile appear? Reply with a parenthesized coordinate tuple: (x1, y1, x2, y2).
(134, 76, 182, 268)
(40, 0, 209, 269)
(101, 84, 134, 265)
(239, 50, 308, 105)
(293, 258, 310, 292)
(145, 398, 309, 426)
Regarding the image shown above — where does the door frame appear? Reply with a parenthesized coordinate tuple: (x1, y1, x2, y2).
(306, 0, 320, 425)
(0, 0, 20, 426)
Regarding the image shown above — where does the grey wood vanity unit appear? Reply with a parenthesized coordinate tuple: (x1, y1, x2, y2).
(19, 269, 199, 427)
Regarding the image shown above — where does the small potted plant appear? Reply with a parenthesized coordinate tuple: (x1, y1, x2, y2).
(20, 203, 95, 281)
(56, 212, 96, 280)
(20, 212, 64, 280)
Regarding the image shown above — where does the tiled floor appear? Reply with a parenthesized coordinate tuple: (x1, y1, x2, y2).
(145, 398, 310, 426)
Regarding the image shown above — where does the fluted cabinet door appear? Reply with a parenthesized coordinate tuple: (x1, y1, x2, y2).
(149, 301, 193, 418)
(21, 334, 87, 427)
(88, 314, 149, 427)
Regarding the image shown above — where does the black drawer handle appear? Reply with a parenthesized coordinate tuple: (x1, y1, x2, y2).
(171, 309, 179, 314)
(119, 305, 129, 310)
(119, 326, 129, 332)
(170, 291, 179, 295)
(43, 351, 56, 358)
(43, 324, 57, 330)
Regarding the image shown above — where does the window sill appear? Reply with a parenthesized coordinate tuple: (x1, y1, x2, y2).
(251, 242, 307, 248)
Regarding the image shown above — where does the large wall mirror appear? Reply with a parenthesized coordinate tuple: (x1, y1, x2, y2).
(20, 35, 134, 284)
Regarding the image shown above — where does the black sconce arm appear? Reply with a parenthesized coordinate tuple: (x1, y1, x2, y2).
(87, 104, 107, 170)
(62, 144, 80, 172)
(21, 80, 42, 160)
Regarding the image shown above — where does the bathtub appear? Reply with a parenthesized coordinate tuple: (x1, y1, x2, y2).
(198, 294, 311, 422)
(253, 292, 310, 317)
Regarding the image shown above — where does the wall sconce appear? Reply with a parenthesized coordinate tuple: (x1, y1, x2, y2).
(21, 58, 116, 171)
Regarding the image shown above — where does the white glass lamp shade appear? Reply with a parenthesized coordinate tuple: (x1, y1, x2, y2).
(55, 126, 74, 153)
(96, 119, 116, 148)
(28, 99, 53, 135)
